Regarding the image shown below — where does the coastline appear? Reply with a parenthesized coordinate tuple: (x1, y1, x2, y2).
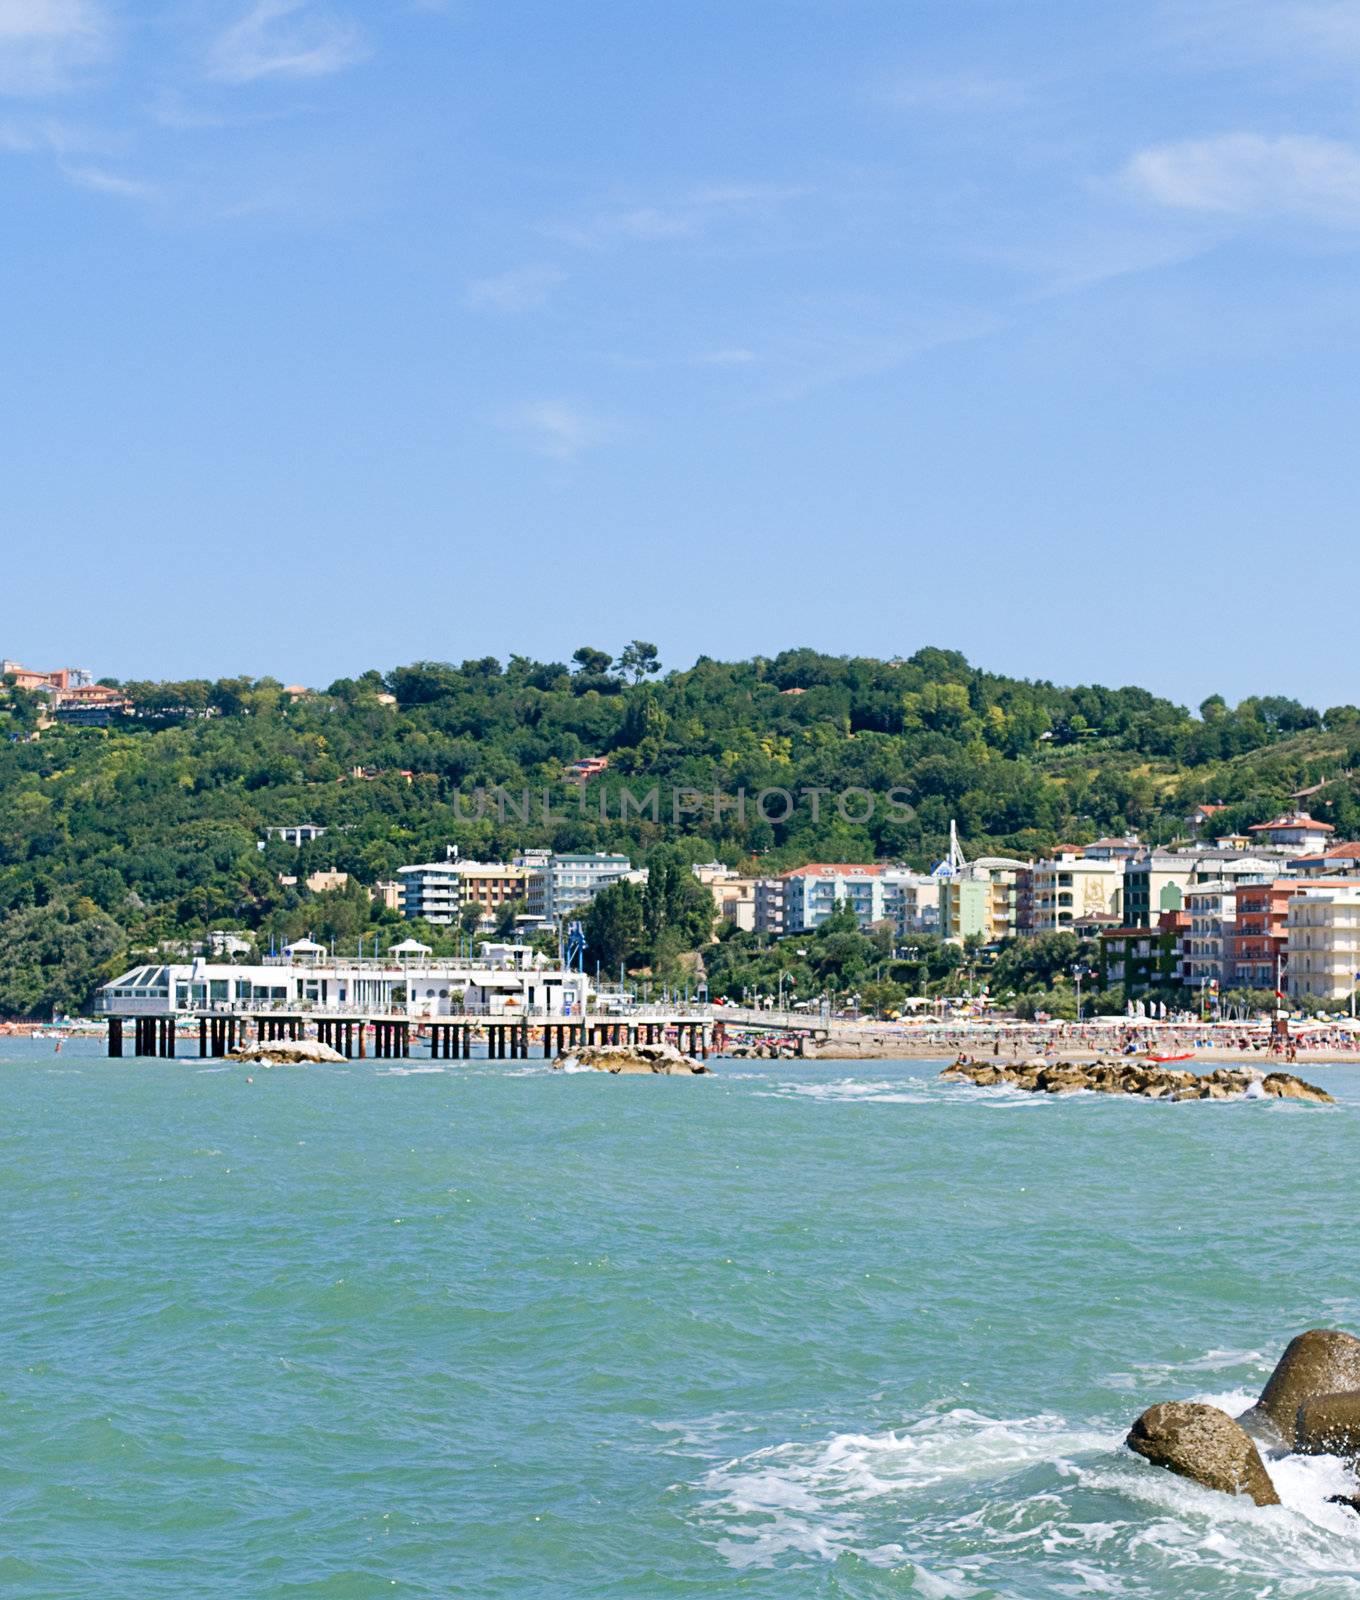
(725, 1030, 1360, 1065)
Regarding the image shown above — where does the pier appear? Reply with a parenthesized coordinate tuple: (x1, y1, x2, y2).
(102, 1009, 713, 1061)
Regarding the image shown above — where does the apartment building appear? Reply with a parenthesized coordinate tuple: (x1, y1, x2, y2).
(758, 863, 943, 937)
(397, 861, 462, 923)
(1225, 880, 1294, 991)
(457, 862, 531, 919)
(754, 875, 787, 937)
(1249, 812, 1335, 854)
(1120, 850, 1276, 928)
(778, 864, 889, 933)
(1286, 884, 1360, 1002)
(691, 863, 758, 933)
(1289, 842, 1360, 878)
(882, 869, 941, 938)
(1182, 881, 1237, 989)
(1098, 912, 1185, 996)
(521, 852, 635, 922)
(1028, 851, 1123, 932)
(937, 857, 1024, 942)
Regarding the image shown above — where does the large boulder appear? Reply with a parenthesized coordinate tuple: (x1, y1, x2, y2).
(1240, 1330, 1360, 1450)
(228, 1039, 345, 1065)
(553, 1044, 709, 1075)
(1262, 1073, 1334, 1105)
(1296, 1391, 1360, 1457)
(1127, 1401, 1280, 1505)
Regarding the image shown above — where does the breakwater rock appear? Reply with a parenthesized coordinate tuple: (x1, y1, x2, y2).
(1129, 1329, 1360, 1508)
(726, 1041, 805, 1060)
(1241, 1330, 1360, 1450)
(1127, 1401, 1280, 1506)
(553, 1043, 709, 1075)
(228, 1039, 346, 1065)
(940, 1057, 1332, 1103)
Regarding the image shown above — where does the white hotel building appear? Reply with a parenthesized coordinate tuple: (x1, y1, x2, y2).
(97, 941, 590, 1020)
(1286, 885, 1360, 1003)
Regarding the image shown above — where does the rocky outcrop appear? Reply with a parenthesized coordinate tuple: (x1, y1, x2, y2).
(726, 1040, 806, 1060)
(553, 1043, 709, 1075)
(941, 1057, 1332, 1104)
(1240, 1330, 1360, 1450)
(228, 1039, 346, 1065)
(1297, 1392, 1360, 1458)
(1130, 1329, 1360, 1510)
(1127, 1401, 1280, 1506)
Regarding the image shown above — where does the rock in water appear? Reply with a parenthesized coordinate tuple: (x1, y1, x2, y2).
(939, 1059, 1332, 1103)
(228, 1039, 346, 1065)
(1126, 1402, 1280, 1505)
(1261, 1073, 1334, 1104)
(552, 1043, 709, 1075)
(1242, 1330, 1360, 1449)
(1296, 1391, 1360, 1458)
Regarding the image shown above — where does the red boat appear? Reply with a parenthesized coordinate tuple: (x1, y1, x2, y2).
(1145, 1051, 1195, 1064)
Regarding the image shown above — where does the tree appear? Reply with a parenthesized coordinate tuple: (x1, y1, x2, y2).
(642, 845, 715, 949)
(583, 880, 646, 971)
(0, 900, 127, 1018)
(617, 640, 661, 684)
(571, 647, 613, 676)
(459, 902, 485, 935)
(0, 643, 1338, 1012)
(494, 897, 526, 938)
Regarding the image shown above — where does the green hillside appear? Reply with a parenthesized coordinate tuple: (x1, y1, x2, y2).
(2, 646, 1357, 1016)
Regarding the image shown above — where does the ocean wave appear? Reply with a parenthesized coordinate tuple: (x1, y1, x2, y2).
(696, 1401, 1360, 1590)
(756, 1075, 1045, 1108)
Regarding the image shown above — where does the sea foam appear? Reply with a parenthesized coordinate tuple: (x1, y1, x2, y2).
(697, 1397, 1360, 1591)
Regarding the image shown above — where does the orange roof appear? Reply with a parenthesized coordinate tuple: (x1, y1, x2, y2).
(782, 862, 885, 878)
(1250, 813, 1334, 833)
(1292, 842, 1360, 862)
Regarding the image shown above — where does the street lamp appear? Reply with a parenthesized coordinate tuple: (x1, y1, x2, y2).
(1071, 962, 1092, 1022)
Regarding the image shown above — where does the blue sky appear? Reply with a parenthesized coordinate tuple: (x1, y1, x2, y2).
(3, 0, 1358, 707)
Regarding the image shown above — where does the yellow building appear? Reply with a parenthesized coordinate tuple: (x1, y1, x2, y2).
(456, 863, 531, 919)
(939, 859, 1025, 942)
(1029, 851, 1123, 932)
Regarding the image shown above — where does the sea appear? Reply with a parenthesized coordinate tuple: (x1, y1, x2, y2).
(3, 1036, 1360, 1599)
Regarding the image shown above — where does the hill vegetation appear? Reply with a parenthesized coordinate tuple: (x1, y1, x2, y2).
(2, 644, 1357, 1017)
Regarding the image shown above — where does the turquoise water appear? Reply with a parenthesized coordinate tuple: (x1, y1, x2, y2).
(4, 1040, 1360, 1598)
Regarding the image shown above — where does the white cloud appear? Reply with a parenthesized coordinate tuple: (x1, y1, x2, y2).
(60, 160, 157, 199)
(555, 181, 808, 248)
(1188, 1, 1360, 66)
(208, 0, 365, 84)
(0, 116, 156, 201)
(464, 265, 565, 313)
(1122, 133, 1360, 224)
(505, 401, 613, 461)
(0, 0, 107, 94)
